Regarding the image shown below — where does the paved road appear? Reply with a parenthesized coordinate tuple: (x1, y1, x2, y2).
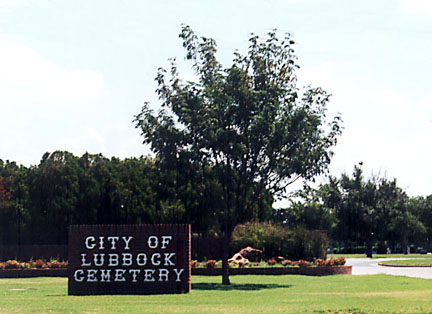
(345, 258, 432, 279)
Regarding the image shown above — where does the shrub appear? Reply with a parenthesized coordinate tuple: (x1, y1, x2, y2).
(205, 260, 217, 269)
(59, 261, 68, 268)
(20, 262, 31, 269)
(0, 259, 68, 269)
(47, 260, 61, 268)
(232, 222, 328, 261)
(333, 257, 346, 266)
(231, 222, 292, 259)
(335, 246, 373, 254)
(191, 260, 201, 268)
(324, 257, 346, 266)
(297, 260, 312, 267)
(46, 259, 68, 269)
(281, 259, 292, 266)
(5, 260, 20, 269)
(32, 259, 47, 269)
(315, 258, 327, 266)
(267, 258, 277, 265)
(288, 228, 328, 261)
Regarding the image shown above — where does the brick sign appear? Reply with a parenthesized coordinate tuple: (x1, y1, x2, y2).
(68, 224, 191, 295)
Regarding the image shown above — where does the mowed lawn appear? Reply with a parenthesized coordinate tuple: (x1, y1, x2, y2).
(1, 275, 432, 313)
(379, 255, 432, 267)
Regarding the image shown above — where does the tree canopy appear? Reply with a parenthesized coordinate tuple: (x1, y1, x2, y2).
(135, 25, 343, 284)
(291, 163, 427, 256)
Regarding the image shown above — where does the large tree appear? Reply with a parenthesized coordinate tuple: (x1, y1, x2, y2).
(316, 163, 426, 256)
(27, 151, 81, 245)
(0, 160, 29, 251)
(135, 25, 342, 284)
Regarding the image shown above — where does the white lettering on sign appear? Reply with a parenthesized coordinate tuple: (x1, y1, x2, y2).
(137, 253, 147, 266)
(114, 269, 127, 282)
(75, 234, 186, 285)
(158, 269, 169, 282)
(100, 269, 111, 282)
(122, 253, 133, 266)
(87, 269, 98, 282)
(99, 236, 105, 249)
(74, 269, 85, 282)
(107, 236, 120, 249)
(143, 269, 155, 282)
(147, 235, 172, 249)
(151, 253, 161, 266)
(84, 236, 134, 250)
(122, 236, 133, 249)
(81, 253, 91, 266)
(108, 253, 119, 267)
(80, 252, 176, 267)
(129, 269, 140, 282)
(73, 268, 185, 283)
(94, 253, 105, 266)
(85, 236, 96, 249)
(164, 253, 175, 266)
(161, 236, 172, 249)
(147, 236, 158, 249)
(174, 268, 184, 282)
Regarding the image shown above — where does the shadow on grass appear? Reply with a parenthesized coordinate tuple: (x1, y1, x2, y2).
(192, 283, 292, 291)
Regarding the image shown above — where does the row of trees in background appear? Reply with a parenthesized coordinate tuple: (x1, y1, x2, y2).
(2, 152, 431, 256)
(1, 151, 268, 246)
(274, 162, 432, 256)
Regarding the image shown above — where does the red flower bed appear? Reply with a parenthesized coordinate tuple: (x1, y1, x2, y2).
(0, 259, 68, 270)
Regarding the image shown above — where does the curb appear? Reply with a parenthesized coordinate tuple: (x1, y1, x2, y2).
(0, 266, 353, 278)
(192, 266, 352, 276)
(378, 263, 432, 268)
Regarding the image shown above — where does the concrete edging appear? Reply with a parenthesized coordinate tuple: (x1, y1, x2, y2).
(378, 263, 432, 268)
(192, 266, 352, 276)
(0, 266, 353, 278)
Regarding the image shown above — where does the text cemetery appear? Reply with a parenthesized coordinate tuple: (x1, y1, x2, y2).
(68, 225, 191, 295)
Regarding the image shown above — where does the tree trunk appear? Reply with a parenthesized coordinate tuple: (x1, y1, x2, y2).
(221, 230, 231, 285)
(402, 237, 408, 254)
(366, 236, 373, 258)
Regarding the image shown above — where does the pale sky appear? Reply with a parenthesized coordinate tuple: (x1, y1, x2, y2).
(1, 0, 431, 197)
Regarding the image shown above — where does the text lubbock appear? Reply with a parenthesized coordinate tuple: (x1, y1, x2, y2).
(73, 234, 185, 283)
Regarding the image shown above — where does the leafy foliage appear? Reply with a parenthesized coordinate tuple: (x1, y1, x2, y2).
(231, 221, 327, 261)
(0, 151, 221, 246)
(135, 25, 342, 284)
(294, 163, 428, 255)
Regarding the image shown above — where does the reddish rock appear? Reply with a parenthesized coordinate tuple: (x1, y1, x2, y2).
(228, 253, 249, 266)
(238, 246, 263, 262)
(275, 256, 285, 263)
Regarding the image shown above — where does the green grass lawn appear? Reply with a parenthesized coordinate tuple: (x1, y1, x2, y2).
(328, 253, 428, 259)
(379, 256, 432, 267)
(1, 275, 432, 313)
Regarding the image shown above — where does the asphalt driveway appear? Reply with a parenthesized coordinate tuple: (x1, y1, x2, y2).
(345, 258, 432, 279)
